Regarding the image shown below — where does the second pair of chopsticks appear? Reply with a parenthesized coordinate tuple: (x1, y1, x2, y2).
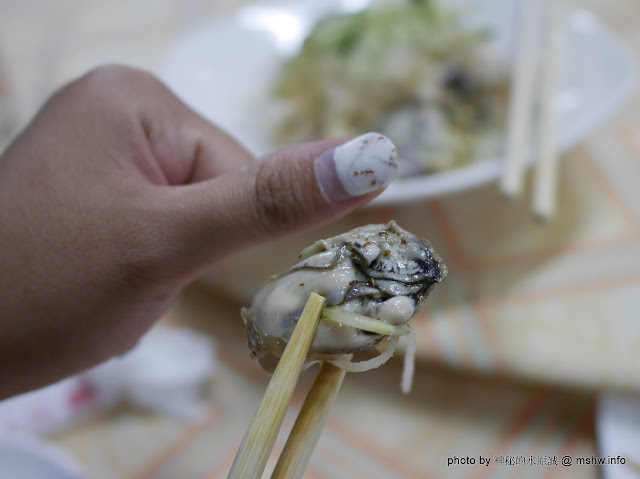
(501, 0, 563, 220)
(227, 292, 345, 479)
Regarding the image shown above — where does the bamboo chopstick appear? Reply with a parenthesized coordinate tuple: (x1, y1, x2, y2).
(532, 3, 562, 220)
(271, 362, 348, 479)
(227, 292, 326, 479)
(501, 0, 542, 197)
(502, 0, 564, 220)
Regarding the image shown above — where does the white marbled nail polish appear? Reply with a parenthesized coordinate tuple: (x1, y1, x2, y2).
(316, 132, 398, 202)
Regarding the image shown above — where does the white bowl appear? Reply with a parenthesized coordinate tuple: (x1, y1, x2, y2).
(161, 0, 636, 205)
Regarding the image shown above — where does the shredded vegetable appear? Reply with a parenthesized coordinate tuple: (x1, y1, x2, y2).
(273, 0, 509, 177)
(329, 336, 399, 373)
(322, 306, 417, 392)
(321, 306, 410, 337)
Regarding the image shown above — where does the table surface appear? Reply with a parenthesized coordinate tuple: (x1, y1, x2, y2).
(2, 0, 640, 477)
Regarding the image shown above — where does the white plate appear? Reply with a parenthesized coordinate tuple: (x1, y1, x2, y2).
(0, 436, 86, 479)
(161, 0, 636, 205)
(597, 393, 640, 479)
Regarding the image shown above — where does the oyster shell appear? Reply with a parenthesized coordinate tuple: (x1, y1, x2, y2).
(242, 221, 446, 371)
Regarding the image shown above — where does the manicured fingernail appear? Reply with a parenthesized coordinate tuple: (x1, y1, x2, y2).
(315, 132, 398, 202)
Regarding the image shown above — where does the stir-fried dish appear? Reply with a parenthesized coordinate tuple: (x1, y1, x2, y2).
(273, 0, 509, 177)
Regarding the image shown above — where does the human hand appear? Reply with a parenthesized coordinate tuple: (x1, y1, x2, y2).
(0, 66, 398, 398)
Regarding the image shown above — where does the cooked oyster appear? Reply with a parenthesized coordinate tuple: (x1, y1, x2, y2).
(242, 221, 446, 373)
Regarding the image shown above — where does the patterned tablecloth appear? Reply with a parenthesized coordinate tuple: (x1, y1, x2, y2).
(2, 0, 639, 478)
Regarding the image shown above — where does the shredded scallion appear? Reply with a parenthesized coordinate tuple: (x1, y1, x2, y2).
(321, 306, 409, 336)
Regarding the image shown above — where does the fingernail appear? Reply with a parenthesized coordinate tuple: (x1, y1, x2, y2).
(315, 132, 398, 202)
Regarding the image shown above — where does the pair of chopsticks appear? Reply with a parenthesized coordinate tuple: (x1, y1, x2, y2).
(227, 293, 345, 479)
(500, 0, 563, 221)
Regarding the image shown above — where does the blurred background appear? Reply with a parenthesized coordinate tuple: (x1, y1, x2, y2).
(1, 0, 639, 478)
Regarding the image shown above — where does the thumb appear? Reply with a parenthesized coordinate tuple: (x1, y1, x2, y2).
(160, 132, 398, 275)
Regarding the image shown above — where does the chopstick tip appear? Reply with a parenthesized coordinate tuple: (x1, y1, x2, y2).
(499, 184, 521, 200)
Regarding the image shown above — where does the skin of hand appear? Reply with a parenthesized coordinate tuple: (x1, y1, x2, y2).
(0, 65, 398, 399)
